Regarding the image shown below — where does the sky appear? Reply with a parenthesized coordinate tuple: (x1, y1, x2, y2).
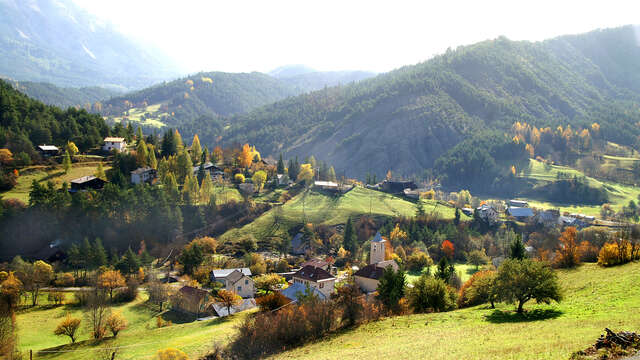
(72, 0, 640, 75)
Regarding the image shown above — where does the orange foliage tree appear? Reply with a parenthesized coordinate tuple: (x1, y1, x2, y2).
(441, 240, 455, 260)
(238, 144, 254, 168)
(98, 270, 126, 301)
(554, 226, 580, 268)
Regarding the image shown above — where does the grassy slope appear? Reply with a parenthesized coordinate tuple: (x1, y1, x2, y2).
(273, 262, 640, 360)
(2, 162, 109, 203)
(514, 159, 640, 216)
(220, 187, 462, 242)
(109, 103, 168, 128)
(17, 292, 252, 360)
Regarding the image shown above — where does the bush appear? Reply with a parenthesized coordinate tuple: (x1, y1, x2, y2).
(457, 270, 497, 308)
(106, 312, 127, 337)
(256, 292, 290, 312)
(47, 291, 65, 305)
(597, 241, 633, 267)
(408, 275, 456, 313)
(578, 241, 599, 263)
(55, 272, 75, 287)
(156, 316, 172, 328)
(406, 251, 433, 272)
(234, 173, 245, 184)
(156, 348, 188, 360)
(113, 278, 139, 303)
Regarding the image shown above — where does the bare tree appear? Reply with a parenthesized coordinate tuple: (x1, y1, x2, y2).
(85, 289, 110, 339)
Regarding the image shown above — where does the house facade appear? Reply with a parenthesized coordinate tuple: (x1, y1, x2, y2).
(131, 167, 157, 185)
(37, 145, 59, 157)
(102, 137, 127, 152)
(354, 234, 399, 293)
(291, 265, 336, 299)
(69, 175, 106, 192)
(173, 286, 212, 317)
(210, 268, 255, 298)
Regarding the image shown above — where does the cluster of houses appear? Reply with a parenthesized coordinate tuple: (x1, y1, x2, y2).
(465, 199, 597, 229)
(172, 234, 397, 319)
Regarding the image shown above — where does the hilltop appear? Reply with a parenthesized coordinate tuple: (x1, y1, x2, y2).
(221, 26, 640, 182)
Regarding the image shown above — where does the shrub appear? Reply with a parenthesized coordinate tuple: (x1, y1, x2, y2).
(578, 241, 599, 263)
(406, 251, 433, 272)
(597, 241, 632, 267)
(55, 272, 75, 287)
(234, 173, 245, 184)
(113, 278, 139, 303)
(256, 292, 290, 312)
(106, 312, 127, 337)
(554, 227, 581, 268)
(408, 275, 456, 313)
(156, 348, 188, 360)
(457, 270, 497, 308)
(156, 316, 172, 328)
(54, 313, 81, 343)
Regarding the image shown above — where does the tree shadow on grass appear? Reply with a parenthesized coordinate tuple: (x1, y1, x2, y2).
(484, 308, 563, 323)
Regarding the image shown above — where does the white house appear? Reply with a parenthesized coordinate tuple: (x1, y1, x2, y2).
(102, 137, 127, 152)
(130, 167, 157, 185)
(291, 265, 335, 299)
(210, 268, 255, 298)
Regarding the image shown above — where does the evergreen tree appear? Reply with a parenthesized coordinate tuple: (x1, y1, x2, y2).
(148, 147, 157, 169)
(176, 151, 193, 184)
(328, 166, 337, 182)
(454, 208, 461, 225)
(161, 129, 177, 157)
(80, 238, 92, 270)
(377, 267, 406, 313)
(136, 139, 148, 167)
(62, 150, 72, 174)
(509, 234, 526, 260)
(277, 153, 285, 174)
(92, 238, 108, 269)
(174, 129, 184, 152)
(435, 257, 453, 281)
(116, 248, 142, 274)
(343, 217, 357, 255)
(163, 172, 180, 203)
(126, 122, 134, 143)
(416, 200, 425, 217)
(319, 161, 328, 181)
(136, 126, 143, 141)
(201, 147, 208, 165)
(307, 155, 317, 170)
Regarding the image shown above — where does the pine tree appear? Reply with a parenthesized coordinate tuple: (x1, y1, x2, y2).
(148, 147, 157, 169)
(277, 153, 285, 174)
(92, 238, 108, 268)
(416, 200, 425, 217)
(136, 139, 148, 167)
(176, 151, 193, 184)
(454, 208, 461, 225)
(161, 129, 176, 157)
(343, 217, 357, 255)
(116, 248, 141, 274)
(509, 235, 526, 260)
(163, 172, 180, 203)
(328, 166, 337, 182)
(307, 155, 317, 170)
(136, 126, 143, 141)
(174, 129, 184, 152)
(62, 150, 72, 174)
(80, 238, 92, 272)
(191, 134, 202, 164)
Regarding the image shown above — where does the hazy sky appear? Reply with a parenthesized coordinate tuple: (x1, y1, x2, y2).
(72, 0, 639, 74)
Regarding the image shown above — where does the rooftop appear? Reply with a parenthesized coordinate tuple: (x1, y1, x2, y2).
(293, 265, 335, 282)
(280, 282, 326, 302)
(70, 175, 98, 184)
(179, 286, 209, 300)
(211, 268, 252, 278)
(507, 207, 534, 217)
(372, 232, 386, 243)
(104, 137, 125, 143)
(131, 167, 155, 174)
(38, 145, 59, 151)
(354, 263, 385, 280)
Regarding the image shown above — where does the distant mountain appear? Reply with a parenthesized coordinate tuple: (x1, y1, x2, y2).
(0, 0, 179, 89)
(101, 71, 301, 135)
(269, 65, 317, 78)
(4, 79, 120, 108)
(221, 26, 640, 183)
(279, 70, 377, 93)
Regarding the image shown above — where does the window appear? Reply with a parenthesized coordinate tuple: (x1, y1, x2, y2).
(245, 279, 249, 285)
(238, 286, 242, 292)
(319, 283, 324, 288)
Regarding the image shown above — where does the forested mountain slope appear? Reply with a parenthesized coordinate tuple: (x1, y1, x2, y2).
(0, 0, 178, 89)
(4, 79, 120, 108)
(222, 26, 640, 181)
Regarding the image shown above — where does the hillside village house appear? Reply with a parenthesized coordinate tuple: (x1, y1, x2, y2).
(354, 233, 399, 293)
(173, 286, 212, 318)
(381, 180, 417, 194)
(131, 167, 157, 185)
(210, 268, 255, 298)
(37, 145, 59, 157)
(476, 204, 499, 224)
(506, 207, 534, 221)
(291, 265, 336, 299)
(192, 162, 224, 180)
(508, 199, 529, 207)
(280, 282, 326, 302)
(69, 175, 106, 192)
(102, 137, 127, 152)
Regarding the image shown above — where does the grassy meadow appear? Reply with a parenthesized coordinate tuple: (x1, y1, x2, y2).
(108, 103, 168, 128)
(2, 162, 109, 204)
(17, 291, 252, 360)
(220, 186, 467, 242)
(273, 262, 640, 360)
(513, 159, 640, 216)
